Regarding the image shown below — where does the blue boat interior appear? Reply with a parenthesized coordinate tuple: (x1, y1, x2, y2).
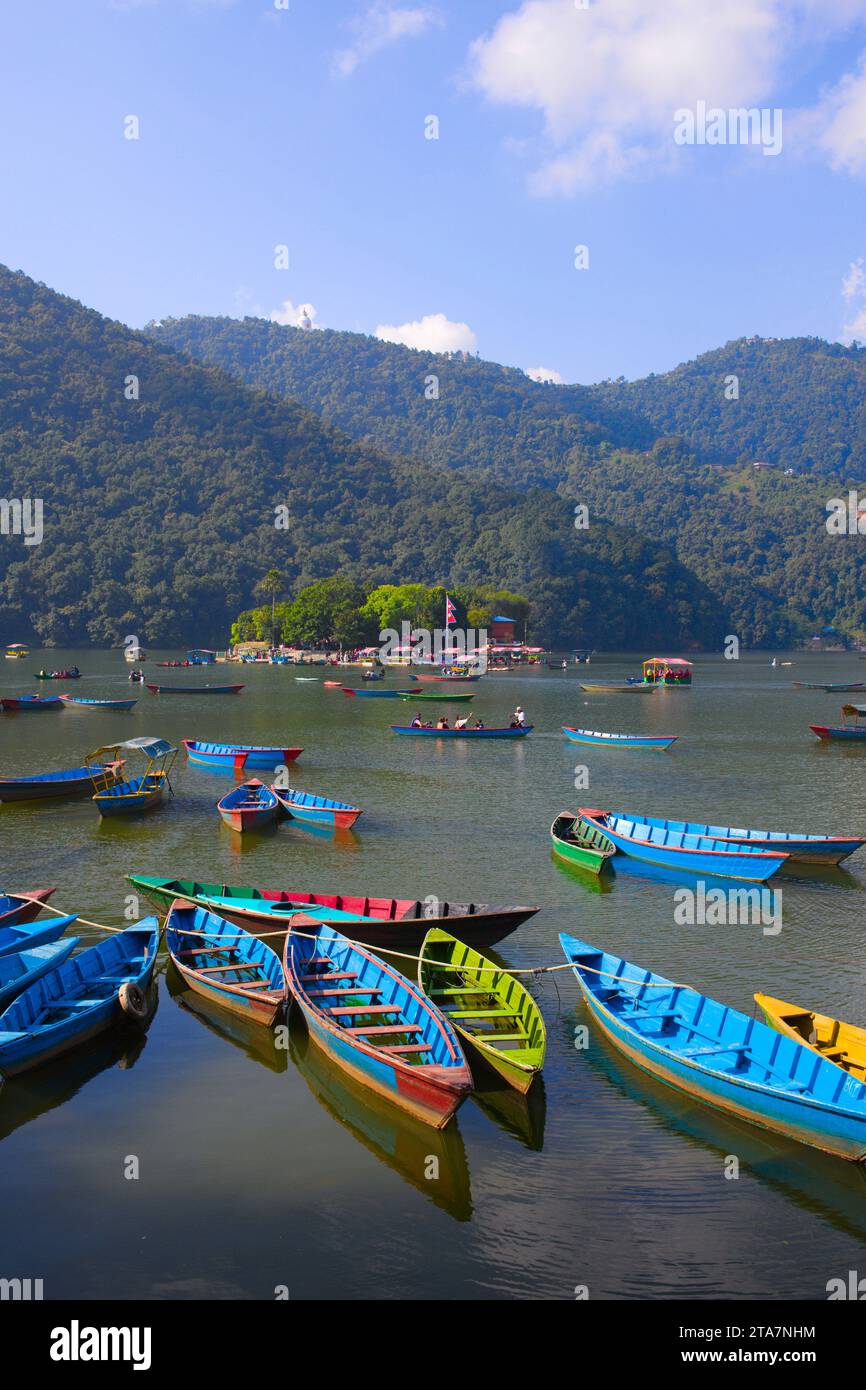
(290, 924, 464, 1068)
(220, 783, 278, 809)
(167, 905, 285, 992)
(278, 789, 354, 812)
(560, 934, 866, 1112)
(617, 812, 833, 845)
(0, 924, 157, 1034)
(604, 814, 779, 856)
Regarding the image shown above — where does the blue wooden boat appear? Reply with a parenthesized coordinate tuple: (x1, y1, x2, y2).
(284, 918, 473, 1128)
(165, 902, 286, 1026)
(217, 779, 280, 833)
(272, 786, 363, 829)
(0, 761, 124, 802)
(342, 688, 406, 698)
(0, 921, 159, 1076)
(58, 695, 138, 710)
(562, 726, 677, 750)
(391, 725, 533, 739)
(581, 807, 863, 866)
(88, 738, 178, 817)
(0, 933, 80, 1007)
(577, 808, 787, 881)
(0, 912, 75, 959)
(559, 933, 866, 1162)
(811, 704, 866, 742)
(183, 740, 303, 770)
(0, 695, 63, 711)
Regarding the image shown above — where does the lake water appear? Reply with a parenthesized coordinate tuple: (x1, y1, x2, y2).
(2, 648, 866, 1301)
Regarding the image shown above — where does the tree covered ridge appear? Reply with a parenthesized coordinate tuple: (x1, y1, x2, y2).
(0, 265, 722, 648)
(149, 313, 866, 642)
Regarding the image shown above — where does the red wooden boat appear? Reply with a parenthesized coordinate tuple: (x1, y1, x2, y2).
(0, 889, 56, 930)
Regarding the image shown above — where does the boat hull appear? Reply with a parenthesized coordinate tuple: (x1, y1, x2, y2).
(183, 740, 302, 770)
(0, 889, 56, 928)
(166, 904, 285, 1027)
(0, 697, 62, 711)
(589, 810, 865, 865)
(273, 789, 362, 829)
(94, 774, 168, 817)
(562, 936, 866, 1162)
(562, 726, 676, 749)
(0, 937, 79, 1007)
(811, 725, 866, 742)
(59, 696, 137, 710)
(219, 805, 278, 833)
(391, 725, 532, 738)
(146, 684, 244, 695)
(578, 809, 787, 882)
(128, 876, 538, 947)
(0, 764, 122, 802)
(550, 815, 615, 874)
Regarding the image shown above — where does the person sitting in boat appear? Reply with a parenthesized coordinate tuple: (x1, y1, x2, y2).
(70, 666, 80, 676)
(423, 719, 434, 729)
(473, 718, 484, 729)
(511, 706, 526, 727)
(410, 713, 423, 727)
(453, 714, 469, 730)
(436, 716, 449, 730)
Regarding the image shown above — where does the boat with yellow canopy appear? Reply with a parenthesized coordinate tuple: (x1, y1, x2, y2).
(86, 737, 178, 816)
(642, 657, 692, 686)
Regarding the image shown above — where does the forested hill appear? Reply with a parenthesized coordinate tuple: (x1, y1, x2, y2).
(0, 265, 721, 648)
(149, 316, 866, 482)
(148, 315, 866, 644)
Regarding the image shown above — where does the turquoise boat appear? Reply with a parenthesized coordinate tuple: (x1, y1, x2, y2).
(272, 786, 362, 829)
(165, 902, 286, 1027)
(577, 808, 787, 881)
(560, 933, 866, 1162)
(0, 912, 75, 959)
(562, 727, 677, 750)
(58, 695, 138, 710)
(0, 922, 159, 1076)
(0, 934, 79, 1007)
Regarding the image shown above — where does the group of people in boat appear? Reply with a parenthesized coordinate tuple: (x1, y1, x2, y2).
(128, 669, 145, 683)
(36, 666, 80, 679)
(408, 706, 527, 731)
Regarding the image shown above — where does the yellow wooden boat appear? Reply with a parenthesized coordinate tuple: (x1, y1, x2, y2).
(755, 993, 866, 1078)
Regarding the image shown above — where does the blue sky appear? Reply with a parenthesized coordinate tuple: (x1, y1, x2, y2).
(3, 0, 866, 382)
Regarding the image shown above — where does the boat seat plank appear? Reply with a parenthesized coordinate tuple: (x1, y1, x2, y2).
(378, 1043, 433, 1054)
(680, 1043, 751, 1059)
(430, 987, 497, 997)
(306, 987, 382, 998)
(444, 1007, 514, 1019)
(188, 962, 262, 975)
(299, 971, 358, 983)
(477, 1030, 529, 1043)
(325, 1004, 403, 1015)
(347, 1024, 422, 1036)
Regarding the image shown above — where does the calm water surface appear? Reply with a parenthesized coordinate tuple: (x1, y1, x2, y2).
(2, 650, 866, 1300)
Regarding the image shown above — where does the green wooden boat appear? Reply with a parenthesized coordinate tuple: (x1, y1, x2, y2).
(550, 812, 616, 874)
(418, 928, 545, 1093)
(396, 692, 475, 702)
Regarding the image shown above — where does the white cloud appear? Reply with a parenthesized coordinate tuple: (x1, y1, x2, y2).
(467, 0, 866, 193)
(525, 365, 563, 383)
(843, 258, 865, 301)
(375, 312, 476, 352)
(806, 56, 866, 175)
(333, 3, 438, 78)
(270, 299, 318, 329)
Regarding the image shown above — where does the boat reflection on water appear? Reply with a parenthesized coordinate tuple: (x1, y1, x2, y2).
(289, 1013, 472, 1222)
(0, 985, 157, 1142)
(165, 964, 287, 1073)
(570, 1016, 866, 1243)
(471, 1074, 547, 1151)
(277, 819, 362, 851)
(551, 851, 615, 895)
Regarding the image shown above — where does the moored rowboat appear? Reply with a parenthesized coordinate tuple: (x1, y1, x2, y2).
(811, 704, 866, 741)
(146, 683, 244, 695)
(0, 763, 124, 803)
(0, 889, 57, 930)
(272, 786, 363, 829)
(580, 807, 863, 866)
(560, 933, 866, 1162)
(127, 874, 538, 948)
(58, 695, 138, 710)
(0, 909, 73, 958)
(284, 917, 472, 1127)
(755, 993, 866, 1079)
(0, 695, 63, 711)
(183, 740, 302, 770)
(550, 813, 616, 874)
(577, 808, 788, 881)
(418, 929, 545, 1093)
(165, 902, 286, 1026)
(578, 683, 655, 694)
(0, 933, 80, 1007)
(217, 779, 280, 833)
(0, 921, 159, 1076)
(562, 726, 676, 749)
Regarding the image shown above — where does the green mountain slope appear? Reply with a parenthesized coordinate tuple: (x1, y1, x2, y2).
(148, 315, 866, 643)
(0, 266, 720, 648)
